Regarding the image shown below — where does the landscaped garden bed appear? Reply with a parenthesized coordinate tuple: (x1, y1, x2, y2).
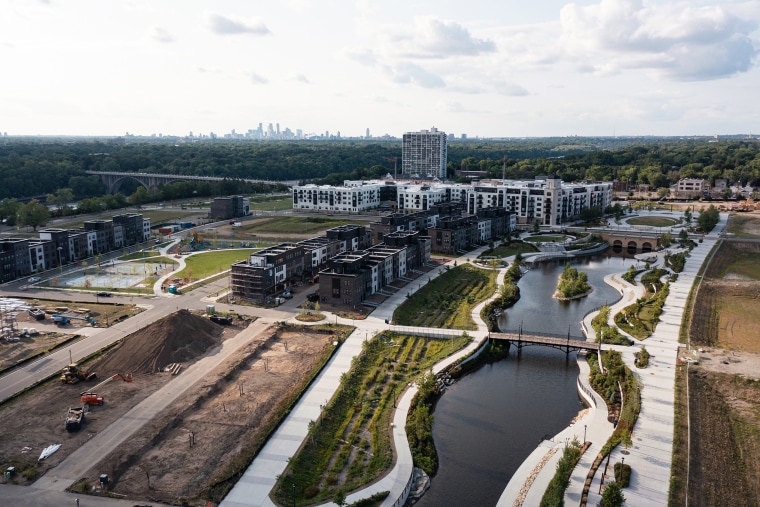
(273, 332, 470, 505)
(393, 264, 497, 330)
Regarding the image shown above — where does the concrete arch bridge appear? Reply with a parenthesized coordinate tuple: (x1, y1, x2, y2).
(590, 230, 661, 255)
(86, 170, 298, 194)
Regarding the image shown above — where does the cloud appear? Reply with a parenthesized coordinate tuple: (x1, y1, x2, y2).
(388, 17, 496, 59)
(250, 73, 269, 84)
(557, 0, 758, 81)
(344, 47, 377, 66)
(386, 62, 445, 88)
(149, 26, 174, 44)
(293, 74, 311, 84)
(206, 13, 270, 35)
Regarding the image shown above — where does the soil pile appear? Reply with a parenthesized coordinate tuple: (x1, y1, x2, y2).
(92, 310, 222, 374)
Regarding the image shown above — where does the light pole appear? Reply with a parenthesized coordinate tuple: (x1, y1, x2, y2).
(57, 246, 63, 272)
(584, 424, 587, 443)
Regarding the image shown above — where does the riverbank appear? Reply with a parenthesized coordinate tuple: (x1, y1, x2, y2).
(497, 214, 728, 506)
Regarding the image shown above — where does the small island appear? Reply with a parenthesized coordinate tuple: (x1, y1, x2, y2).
(554, 264, 592, 300)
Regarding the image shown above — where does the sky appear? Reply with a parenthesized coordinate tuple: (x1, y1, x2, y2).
(2, 0, 760, 138)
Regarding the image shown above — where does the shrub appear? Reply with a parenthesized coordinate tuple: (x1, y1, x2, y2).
(614, 462, 632, 487)
(600, 481, 626, 506)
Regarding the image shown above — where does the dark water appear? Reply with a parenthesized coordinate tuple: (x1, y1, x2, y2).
(414, 254, 632, 507)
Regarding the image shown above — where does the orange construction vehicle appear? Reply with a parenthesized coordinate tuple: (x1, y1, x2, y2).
(80, 373, 132, 405)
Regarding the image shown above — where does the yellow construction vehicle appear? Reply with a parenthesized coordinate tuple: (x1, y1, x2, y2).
(60, 363, 97, 384)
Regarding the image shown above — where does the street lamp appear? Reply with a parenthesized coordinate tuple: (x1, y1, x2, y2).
(57, 246, 63, 272)
(584, 424, 587, 443)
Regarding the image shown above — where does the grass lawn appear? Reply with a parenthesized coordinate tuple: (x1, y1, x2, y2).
(715, 252, 760, 280)
(478, 242, 538, 258)
(173, 249, 256, 281)
(249, 196, 293, 212)
(523, 234, 567, 243)
(625, 216, 678, 227)
(393, 264, 497, 330)
(243, 216, 354, 235)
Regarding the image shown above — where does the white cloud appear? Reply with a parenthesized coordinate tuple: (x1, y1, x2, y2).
(557, 0, 758, 80)
(206, 13, 270, 36)
(386, 62, 446, 88)
(344, 47, 377, 66)
(250, 73, 269, 84)
(386, 16, 496, 59)
(294, 73, 311, 84)
(149, 26, 174, 44)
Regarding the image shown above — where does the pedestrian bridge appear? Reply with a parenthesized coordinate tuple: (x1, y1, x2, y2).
(490, 330, 603, 355)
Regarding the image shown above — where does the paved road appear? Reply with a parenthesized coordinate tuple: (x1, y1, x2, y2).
(33, 318, 273, 491)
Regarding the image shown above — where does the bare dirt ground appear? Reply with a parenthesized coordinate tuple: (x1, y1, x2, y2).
(0, 310, 338, 506)
(673, 214, 760, 506)
(0, 300, 141, 372)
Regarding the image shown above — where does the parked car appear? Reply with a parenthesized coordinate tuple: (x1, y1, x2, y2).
(28, 277, 40, 283)
(282, 290, 293, 299)
(307, 293, 320, 303)
(96, 291, 112, 297)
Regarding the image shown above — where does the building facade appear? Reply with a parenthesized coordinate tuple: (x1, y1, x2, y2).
(292, 182, 383, 213)
(402, 127, 447, 179)
(210, 196, 251, 220)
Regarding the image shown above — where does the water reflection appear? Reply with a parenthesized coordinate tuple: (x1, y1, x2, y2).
(414, 254, 632, 507)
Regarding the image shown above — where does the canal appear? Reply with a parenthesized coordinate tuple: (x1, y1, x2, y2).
(413, 254, 633, 507)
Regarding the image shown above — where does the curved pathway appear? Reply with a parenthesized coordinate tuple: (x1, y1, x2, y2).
(497, 213, 728, 507)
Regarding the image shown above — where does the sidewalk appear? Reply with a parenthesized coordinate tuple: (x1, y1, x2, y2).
(497, 214, 727, 507)
(221, 247, 500, 507)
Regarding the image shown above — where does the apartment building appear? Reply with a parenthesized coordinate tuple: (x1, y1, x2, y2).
(402, 127, 448, 179)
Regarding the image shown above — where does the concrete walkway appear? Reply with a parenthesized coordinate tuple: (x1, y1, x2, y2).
(221, 248, 499, 507)
(497, 213, 727, 507)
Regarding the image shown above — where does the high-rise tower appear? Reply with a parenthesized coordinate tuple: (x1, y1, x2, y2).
(401, 127, 447, 179)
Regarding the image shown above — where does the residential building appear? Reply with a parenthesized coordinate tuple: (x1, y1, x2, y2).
(402, 127, 448, 179)
(210, 196, 250, 220)
(672, 178, 709, 198)
(292, 182, 383, 213)
(318, 231, 431, 308)
(0, 238, 31, 281)
(230, 244, 305, 302)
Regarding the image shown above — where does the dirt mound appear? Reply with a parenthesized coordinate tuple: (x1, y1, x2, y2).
(92, 310, 222, 374)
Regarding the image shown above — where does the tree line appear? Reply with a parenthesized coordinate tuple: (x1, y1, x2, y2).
(2, 137, 760, 202)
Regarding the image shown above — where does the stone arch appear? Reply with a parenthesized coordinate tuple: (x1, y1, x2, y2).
(612, 240, 623, 253)
(641, 242, 653, 253)
(627, 241, 638, 255)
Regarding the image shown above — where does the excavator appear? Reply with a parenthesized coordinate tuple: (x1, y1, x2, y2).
(80, 373, 133, 405)
(51, 313, 97, 326)
(60, 363, 97, 384)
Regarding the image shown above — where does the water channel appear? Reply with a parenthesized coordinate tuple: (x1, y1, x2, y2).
(414, 253, 634, 507)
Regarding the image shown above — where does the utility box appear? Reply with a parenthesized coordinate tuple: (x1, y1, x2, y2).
(5, 467, 15, 479)
(99, 474, 109, 487)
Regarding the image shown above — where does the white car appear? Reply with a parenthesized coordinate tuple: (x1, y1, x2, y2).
(28, 277, 40, 283)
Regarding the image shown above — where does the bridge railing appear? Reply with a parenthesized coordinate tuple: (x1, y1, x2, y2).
(497, 329, 585, 340)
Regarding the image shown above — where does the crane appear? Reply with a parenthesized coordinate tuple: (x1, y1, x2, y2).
(383, 156, 398, 180)
(80, 372, 133, 405)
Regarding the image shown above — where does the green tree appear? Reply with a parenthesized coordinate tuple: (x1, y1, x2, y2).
(17, 199, 50, 231)
(600, 481, 625, 507)
(657, 187, 670, 199)
(696, 205, 720, 232)
(660, 232, 672, 248)
(683, 208, 692, 223)
(46, 187, 74, 215)
(0, 198, 22, 226)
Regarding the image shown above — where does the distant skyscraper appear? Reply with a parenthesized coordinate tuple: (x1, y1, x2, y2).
(402, 127, 447, 179)
(366, 128, 370, 138)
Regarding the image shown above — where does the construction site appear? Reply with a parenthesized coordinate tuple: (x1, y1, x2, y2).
(0, 309, 347, 505)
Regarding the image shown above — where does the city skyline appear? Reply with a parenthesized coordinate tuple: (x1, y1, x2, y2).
(2, 0, 760, 138)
